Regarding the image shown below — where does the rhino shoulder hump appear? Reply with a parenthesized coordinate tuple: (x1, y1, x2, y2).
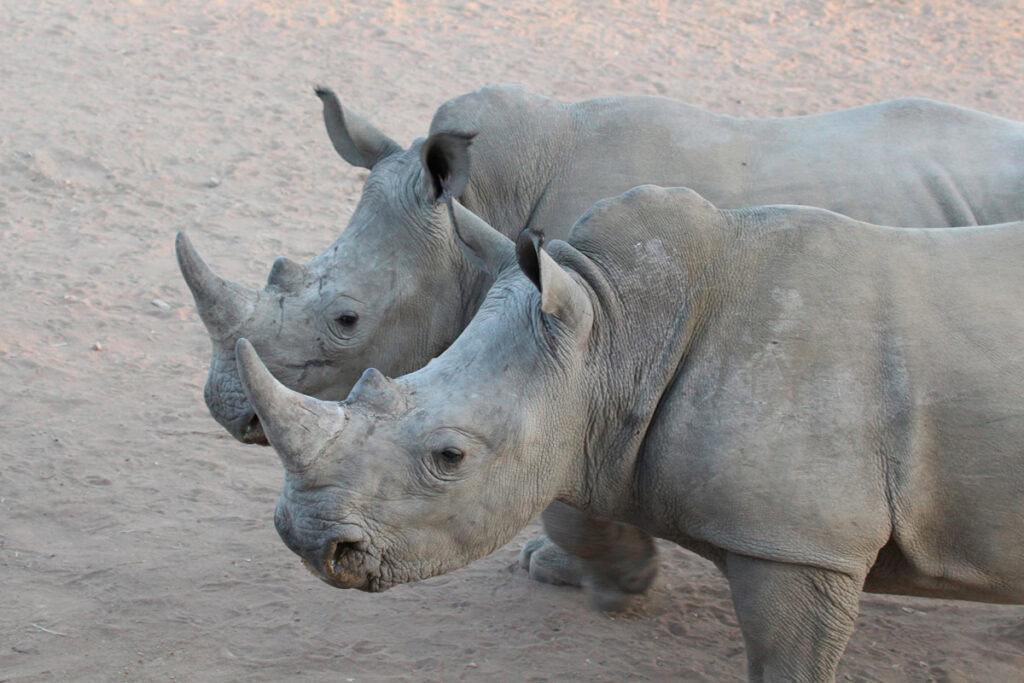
(618, 185, 719, 221)
(429, 84, 557, 135)
(572, 186, 720, 243)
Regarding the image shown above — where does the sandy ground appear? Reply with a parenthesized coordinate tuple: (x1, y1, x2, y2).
(2, 1, 1023, 680)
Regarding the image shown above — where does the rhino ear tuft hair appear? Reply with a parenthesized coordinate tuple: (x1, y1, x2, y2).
(235, 338, 345, 473)
(315, 86, 401, 169)
(421, 131, 475, 201)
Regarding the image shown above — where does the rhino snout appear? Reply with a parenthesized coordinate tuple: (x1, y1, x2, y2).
(275, 503, 379, 589)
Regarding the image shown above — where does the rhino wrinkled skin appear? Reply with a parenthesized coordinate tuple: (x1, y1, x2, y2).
(179, 85, 1024, 600)
(238, 185, 1024, 681)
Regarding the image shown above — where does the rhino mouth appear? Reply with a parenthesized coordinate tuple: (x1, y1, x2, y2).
(240, 414, 269, 445)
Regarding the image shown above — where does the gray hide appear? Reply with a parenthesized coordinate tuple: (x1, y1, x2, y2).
(182, 86, 1024, 442)
(179, 85, 1024, 602)
(237, 185, 1024, 682)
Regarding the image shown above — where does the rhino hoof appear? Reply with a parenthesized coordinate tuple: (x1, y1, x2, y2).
(518, 535, 586, 587)
(582, 555, 659, 613)
(518, 534, 659, 611)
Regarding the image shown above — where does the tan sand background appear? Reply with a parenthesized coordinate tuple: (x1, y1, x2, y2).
(2, 1, 1022, 680)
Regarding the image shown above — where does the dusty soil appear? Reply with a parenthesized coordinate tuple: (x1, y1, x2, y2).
(2, 1, 1022, 680)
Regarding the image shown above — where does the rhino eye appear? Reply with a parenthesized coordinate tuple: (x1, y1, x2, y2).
(335, 312, 359, 329)
(435, 447, 465, 470)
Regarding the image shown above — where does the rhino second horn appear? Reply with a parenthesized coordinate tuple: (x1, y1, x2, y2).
(266, 256, 305, 292)
(234, 338, 345, 473)
(347, 367, 404, 414)
(175, 231, 258, 338)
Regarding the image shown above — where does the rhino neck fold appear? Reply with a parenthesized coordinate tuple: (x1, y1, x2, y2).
(553, 206, 730, 524)
(577, 295, 707, 524)
(439, 88, 578, 243)
(459, 160, 563, 245)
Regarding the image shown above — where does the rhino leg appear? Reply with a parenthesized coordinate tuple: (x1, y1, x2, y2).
(517, 534, 586, 585)
(725, 552, 864, 683)
(519, 501, 659, 611)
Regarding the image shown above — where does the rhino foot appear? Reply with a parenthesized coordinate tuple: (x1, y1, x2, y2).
(518, 534, 586, 586)
(518, 533, 659, 612)
(580, 538, 660, 612)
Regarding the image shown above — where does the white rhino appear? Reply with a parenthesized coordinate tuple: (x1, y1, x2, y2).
(235, 185, 1024, 682)
(178, 86, 1024, 603)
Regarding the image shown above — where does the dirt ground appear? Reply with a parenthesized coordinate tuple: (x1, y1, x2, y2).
(2, 1, 1022, 680)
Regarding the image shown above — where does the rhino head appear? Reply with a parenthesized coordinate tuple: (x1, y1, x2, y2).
(177, 88, 502, 444)
(234, 221, 599, 590)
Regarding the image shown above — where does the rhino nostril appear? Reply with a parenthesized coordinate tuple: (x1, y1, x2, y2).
(329, 539, 369, 578)
(331, 541, 357, 569)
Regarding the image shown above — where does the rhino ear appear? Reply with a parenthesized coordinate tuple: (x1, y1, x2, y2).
(235, 339, 344, 473)
(315, 86, 401, 169)
(515, 228, 544, 290)
(515, 229, 592, 328)
(420, 132, 475, 201)
(450, 202, 514, 276)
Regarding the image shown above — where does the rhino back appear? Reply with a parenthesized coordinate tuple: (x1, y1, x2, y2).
(557, 96, 1024, 228)
(433, 90, 1023, 235)
(627, 207, 1024, 595)
(740, 98, 1024, 226)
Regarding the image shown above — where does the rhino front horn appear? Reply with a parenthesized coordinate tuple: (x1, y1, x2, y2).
(234, 338, 345, 473)
(175, 231, 258, 338)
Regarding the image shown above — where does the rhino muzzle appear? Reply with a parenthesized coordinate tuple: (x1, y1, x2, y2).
(275, 501, 378, 589)
(203, 388, 265, 444)
(203, 358, 269, 445)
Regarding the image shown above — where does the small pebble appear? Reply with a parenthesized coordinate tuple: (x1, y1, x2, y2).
(151, 298, 171, 311)
(206, 176, 221, 188)
(92, 342, 102, 351)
